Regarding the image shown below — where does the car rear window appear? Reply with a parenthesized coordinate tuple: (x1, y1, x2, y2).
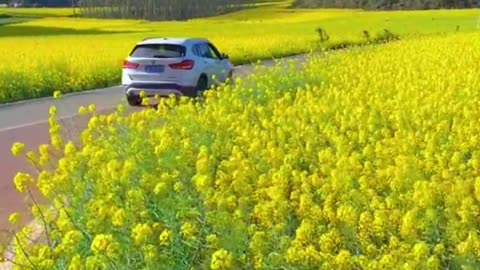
(130, 44, 186, 58)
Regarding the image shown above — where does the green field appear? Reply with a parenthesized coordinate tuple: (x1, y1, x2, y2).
(0, 7, 75, 17)
(0, 2, 480, 103)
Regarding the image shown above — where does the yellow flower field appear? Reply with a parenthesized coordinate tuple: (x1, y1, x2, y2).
(4, 31, 480, 269)
(1, 2, 480, 103)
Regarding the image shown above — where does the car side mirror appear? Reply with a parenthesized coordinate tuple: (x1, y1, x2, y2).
(221, 53, 229, 59)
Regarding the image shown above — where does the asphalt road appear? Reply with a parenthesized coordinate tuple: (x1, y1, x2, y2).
(0, 54, 313, 236)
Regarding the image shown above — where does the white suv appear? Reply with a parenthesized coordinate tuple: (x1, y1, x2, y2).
(122, 37, 234, 106)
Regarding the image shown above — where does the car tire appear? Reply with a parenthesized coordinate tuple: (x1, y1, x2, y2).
(195, 75, 209, 98)
(127, 95, 141, 106)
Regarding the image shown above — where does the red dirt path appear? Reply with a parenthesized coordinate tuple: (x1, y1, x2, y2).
(0, 107, 124, 241)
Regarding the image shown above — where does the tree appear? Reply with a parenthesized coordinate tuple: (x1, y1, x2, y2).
(78, 0, 254, 20)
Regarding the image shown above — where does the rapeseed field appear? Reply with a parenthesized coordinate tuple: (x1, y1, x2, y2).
(5, 32, 480, 269)
(0, 2, 480, 103)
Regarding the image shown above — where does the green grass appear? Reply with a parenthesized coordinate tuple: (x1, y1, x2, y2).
(0, 17, 30, 25)
(1, 2, 480, 103)
(0, 7, 75, 17)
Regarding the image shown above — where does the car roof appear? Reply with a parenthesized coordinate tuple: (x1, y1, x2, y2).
(137, 37, 209, 46)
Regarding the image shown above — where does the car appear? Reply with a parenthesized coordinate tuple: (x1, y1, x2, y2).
(122, 37, 234, 106)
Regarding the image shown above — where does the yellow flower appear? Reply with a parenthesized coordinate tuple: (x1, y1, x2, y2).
(140, 210, 149, 219)
(38, 144, 49, 157)
(433, 243, 445, 255)
(180, 222, 197, 240)
(26, 150, 37, 165)
(78, 106, 88, 115)
(31, 204, 41, 218)
(210, 249, 233, 270)
(49, 105, 57, 116)
(37, 170, 53, 197)
(143, 244, 157, 263)
(174, 182, 184, 192)
(154, 182, 167, 195)
(335, 250, 353, 269)
(51, 134, 63, 150)
(10, 142, 25, 157)
(413, 242, 429, 261)
(37, 246, 52, 259)
(141, 97, 149, 106)
(68, 255, 82, 270)
(91, 234, 115, 256)
(159, 229, 173, 246)
(116, 104, 125, 114)
(206, 234, 219, 248)
(53, 90, 62, 99)
(56, 209, 74, 232)
(426, 255, 440, 270)
(88, 104, 96, 113)
(122, 160, 136, 176)
(131, 223, 153, 245)
(39, 259, 54, 269)
(55, 231, 80, 255)
(13, 172, 33, 193)
(64, 141, 77, 156)
(112, 209, 126, 227)
(85, 255, 106, 270)
(8, 212, 20, 225)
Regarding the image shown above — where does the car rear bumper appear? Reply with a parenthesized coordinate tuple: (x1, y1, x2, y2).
(125, 83, 196, 97)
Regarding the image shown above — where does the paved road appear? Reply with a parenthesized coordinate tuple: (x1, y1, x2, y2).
(0, 53, 311, 238)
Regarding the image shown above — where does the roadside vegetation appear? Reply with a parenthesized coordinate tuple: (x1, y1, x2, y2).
(5, 31, 480, 269)
(0, 2, 480, 103)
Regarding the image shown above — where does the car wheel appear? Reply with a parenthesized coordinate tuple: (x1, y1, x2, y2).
(195, 75, 209, 97)
(127, 95, 141, 106)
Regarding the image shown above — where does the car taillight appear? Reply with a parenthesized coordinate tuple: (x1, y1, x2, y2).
(123, 60, 139, 69)
(169, 60, 194, 70)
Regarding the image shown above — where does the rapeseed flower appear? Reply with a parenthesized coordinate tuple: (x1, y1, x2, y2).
(211, 249, 233, 270)
(8, 212, 20, 225)
(159, 229, 173, 246)
(8, 33, 480, 269)
(131, 223, 153, 245)
(10, 142, 25, 157)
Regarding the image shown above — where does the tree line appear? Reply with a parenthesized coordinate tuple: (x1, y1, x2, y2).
(78, 0, 253, 20)
(293, 0, 479, 9)
(6, 0, 72, 7)
(6, 0, 254, 20)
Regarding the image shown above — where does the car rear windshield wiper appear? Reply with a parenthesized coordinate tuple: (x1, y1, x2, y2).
(153, 55, 171, 58)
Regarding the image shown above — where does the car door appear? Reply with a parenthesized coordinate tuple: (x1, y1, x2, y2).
(207, 42, 230, 82)
(196, 43, 217, 88)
